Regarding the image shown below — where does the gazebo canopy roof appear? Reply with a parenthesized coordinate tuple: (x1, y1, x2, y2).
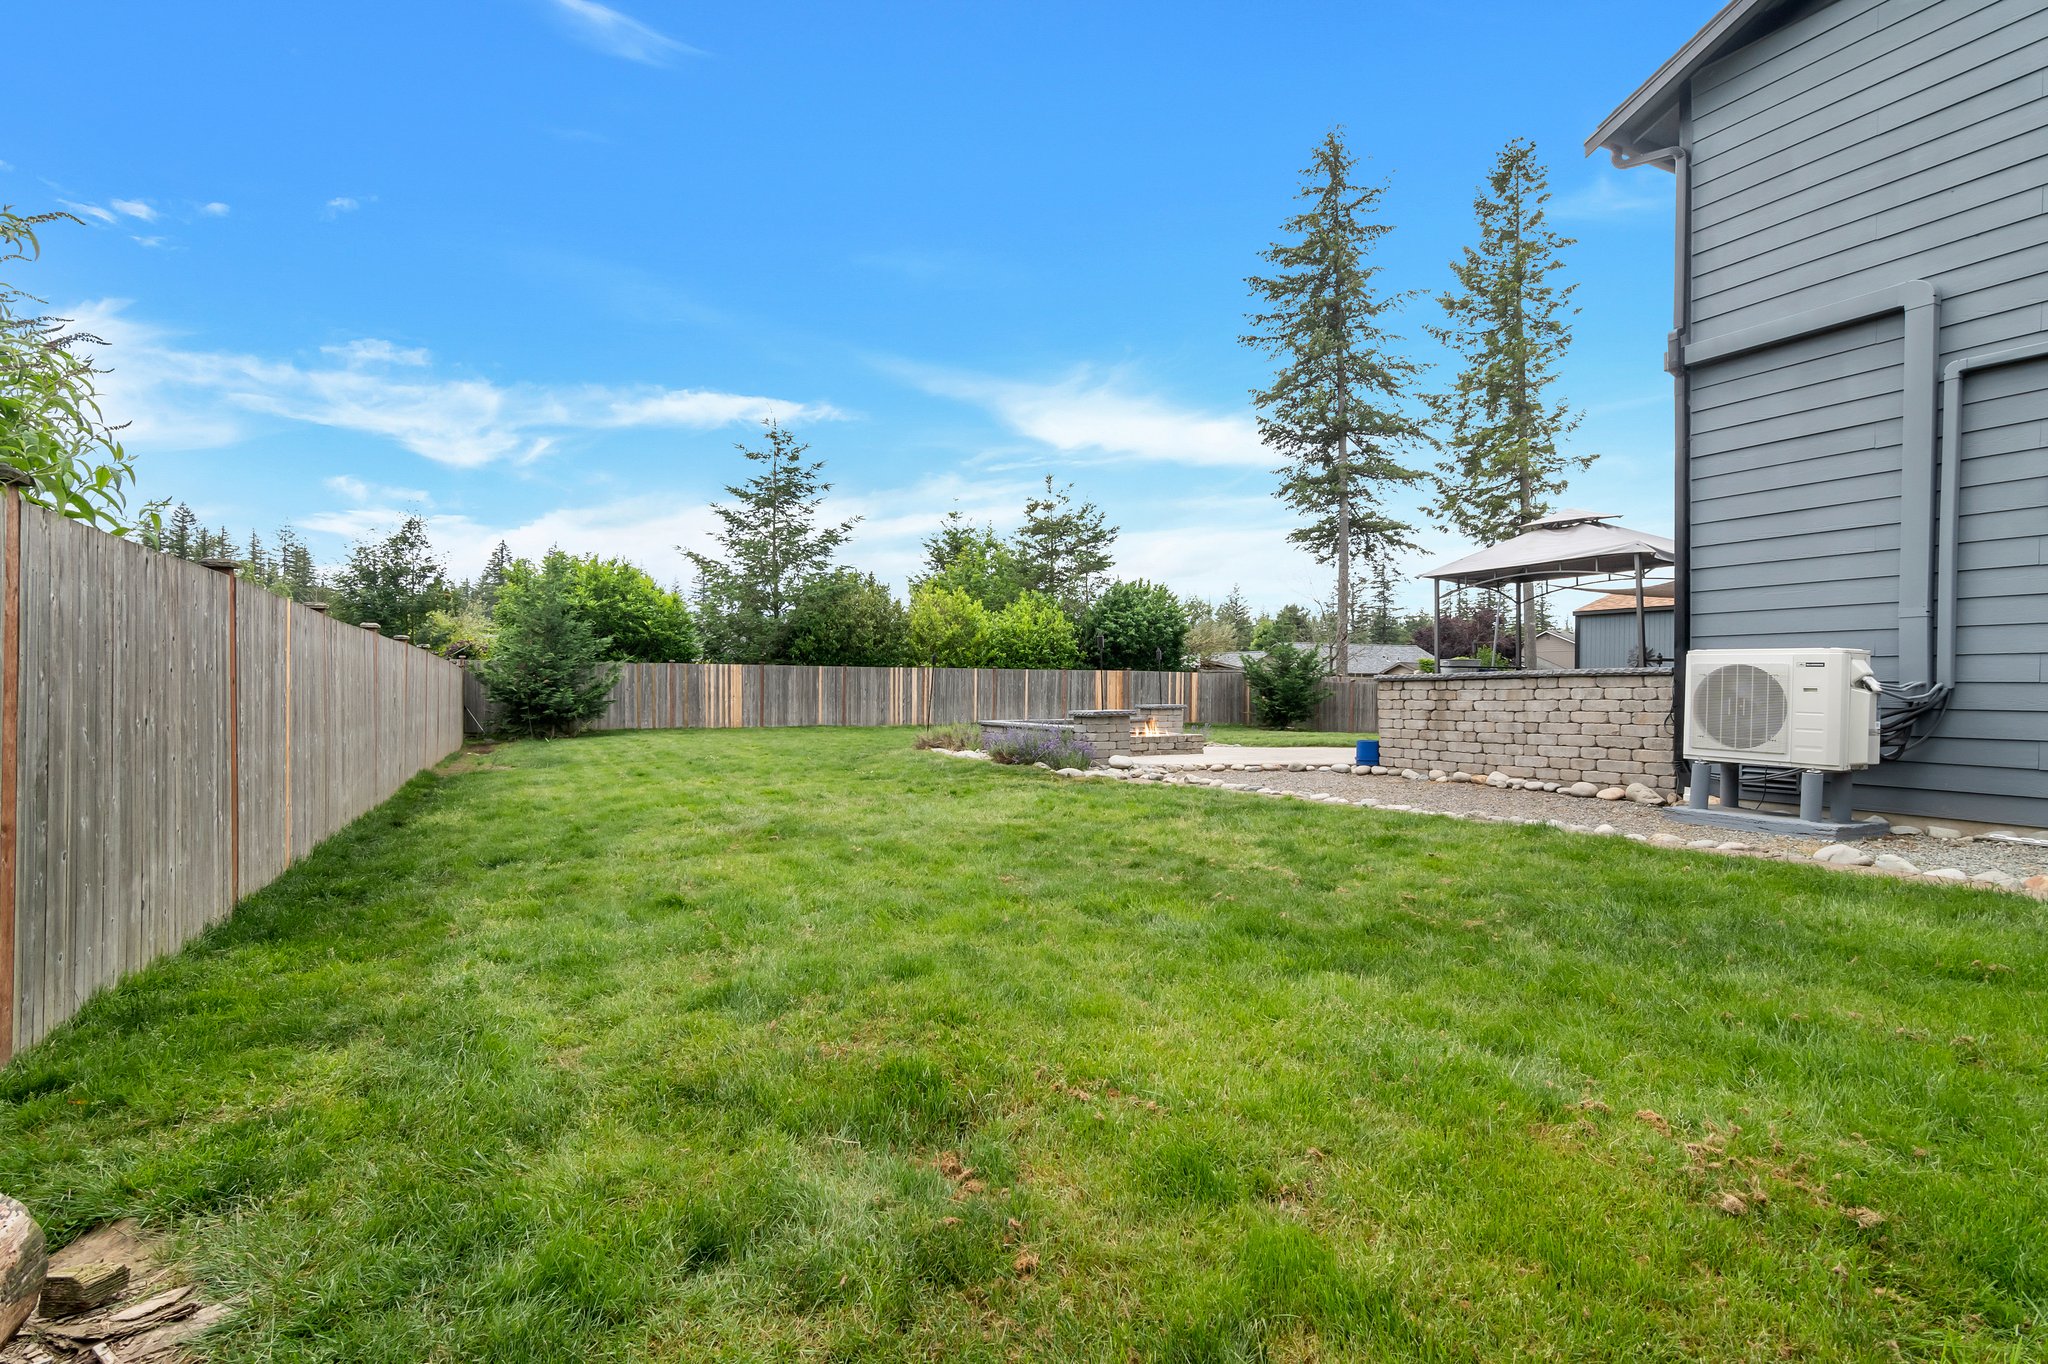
(1422, 509, 1675, 589)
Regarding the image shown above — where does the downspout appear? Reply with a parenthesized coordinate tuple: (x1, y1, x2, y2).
(1610, 132, 1689, 787)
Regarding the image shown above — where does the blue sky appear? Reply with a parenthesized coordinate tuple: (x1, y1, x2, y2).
(5, 1, 1710, 613)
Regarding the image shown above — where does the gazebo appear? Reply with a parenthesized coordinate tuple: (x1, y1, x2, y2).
(1420, 510, 1676, 667)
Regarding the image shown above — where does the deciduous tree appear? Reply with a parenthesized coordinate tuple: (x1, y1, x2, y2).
(1080, 580, 1189, 670)
(783, 569, 907, 667)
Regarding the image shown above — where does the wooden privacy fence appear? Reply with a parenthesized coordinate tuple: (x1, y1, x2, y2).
(1, 491, 467, 1061)
(463, 662, 1379, 735)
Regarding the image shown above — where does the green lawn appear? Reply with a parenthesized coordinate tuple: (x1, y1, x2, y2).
(1200, 724, 1377, 746)
(3, 728, 2043, 1362)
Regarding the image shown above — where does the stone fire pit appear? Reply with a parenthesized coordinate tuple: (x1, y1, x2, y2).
(978, 703, 1204, 762)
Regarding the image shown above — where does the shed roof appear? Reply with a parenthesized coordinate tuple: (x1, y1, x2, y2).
(1421, 511, 1676, 589)
(1213, 643, 1433, 676)
(1576, 587, 1677, 616)
(1584, 0, 1807, 165)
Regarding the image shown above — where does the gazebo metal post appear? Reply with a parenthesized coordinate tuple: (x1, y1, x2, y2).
(1432, 579, 1442, 669)
(1633, 554, 1647, 665)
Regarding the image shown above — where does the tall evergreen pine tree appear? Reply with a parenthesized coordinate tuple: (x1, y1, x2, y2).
(1426, 137, 1589, 664)
(1244, 128, 1426, 676)
(682, 421, 858, 662)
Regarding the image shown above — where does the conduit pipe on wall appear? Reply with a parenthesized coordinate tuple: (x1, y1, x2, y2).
(1680, 280, 1941, 691)
(1937, 336, 2048, 689)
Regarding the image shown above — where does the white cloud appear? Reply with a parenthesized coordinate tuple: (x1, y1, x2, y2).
(899, 362, 1268, 469)
(1552, 175, 1672, 222)
(71, 299, 843, 468)
(60, 200, 117, 226)
(110, 198, 158, 222)
(550, 0, 699, 65)
(325, 475, 431, 505)
(0, 160, 13, 173)
(131, 235, 170, 249)
(321, 337, 431, 367)
(199, 202, 230, 217)
(323, 196, 361, 218)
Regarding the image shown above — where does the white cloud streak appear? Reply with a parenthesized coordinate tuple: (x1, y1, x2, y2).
(73, 301, 845, 468)
(199, 201, 231, 217)
(1552, 175, 1672, 222)
(110, 198, 158, 222)
(550, 0, 699, 65)
(899, 362, 1268, 469)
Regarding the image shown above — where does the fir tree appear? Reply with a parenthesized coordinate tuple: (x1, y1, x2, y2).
(164, 503, 199, 559)
(478, 553, 620, 737)
(1244, 128, 1426, 674)
(1216, 585, 1256, 649)
(1426, 137, 1588, 663)
(1010, 476, 1117, 614)
(683, 421, 859, 663)
(476, 540, 514, 613)
(244, 529, 267, 582)
(328, 515, 455, 636)
(274, 524, 319, 600)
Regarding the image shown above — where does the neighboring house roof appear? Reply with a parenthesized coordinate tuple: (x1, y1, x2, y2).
(1212, 643, 1434, 675)
(1576, 587, 1678, 615)
(1585, 0, 1802, 165)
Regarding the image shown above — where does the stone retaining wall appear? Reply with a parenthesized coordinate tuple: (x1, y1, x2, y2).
(1377, 668, 1676, 791)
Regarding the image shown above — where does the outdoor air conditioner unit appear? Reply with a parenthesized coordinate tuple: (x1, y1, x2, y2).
(1684, 648, 1882, 772)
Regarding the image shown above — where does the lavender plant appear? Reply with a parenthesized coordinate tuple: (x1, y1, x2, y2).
(984, 726, 1097, 770)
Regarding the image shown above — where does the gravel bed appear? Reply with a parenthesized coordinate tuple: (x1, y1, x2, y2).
(1117, 758, 2048, 894)
(930, 746, 2048, 895)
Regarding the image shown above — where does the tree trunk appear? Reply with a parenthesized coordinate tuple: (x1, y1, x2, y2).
(1333, 381, 1351, 679)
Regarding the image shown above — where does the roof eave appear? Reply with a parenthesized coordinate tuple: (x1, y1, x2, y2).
(1584, 0, 1780, 164)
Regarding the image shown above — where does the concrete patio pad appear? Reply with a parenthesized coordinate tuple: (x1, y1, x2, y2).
(1127, 744, 1358, 769)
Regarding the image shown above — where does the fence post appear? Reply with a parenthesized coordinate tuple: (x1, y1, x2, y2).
(0, 467, 25, 1064)
(200, 558, 240, 903)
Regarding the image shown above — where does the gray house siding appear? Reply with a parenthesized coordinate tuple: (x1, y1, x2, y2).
(1575, 609, 1677, 668)
(1681, 0, 2048, 824)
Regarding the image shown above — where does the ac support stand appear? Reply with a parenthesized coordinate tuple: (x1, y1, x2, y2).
(1663, 761, 1890, 840)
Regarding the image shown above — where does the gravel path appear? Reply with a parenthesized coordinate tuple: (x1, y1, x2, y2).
(1106, 749, 2048, 894)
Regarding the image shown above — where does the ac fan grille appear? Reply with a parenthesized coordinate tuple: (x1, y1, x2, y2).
(1692, 663, 1789, 752)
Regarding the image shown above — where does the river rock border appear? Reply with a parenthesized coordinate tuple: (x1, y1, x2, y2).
(922, 748, 2048, 901)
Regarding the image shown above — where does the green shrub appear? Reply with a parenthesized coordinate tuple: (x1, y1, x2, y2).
(905, 584, 990, 666)
(985, 591, 1081, 669)
(478, 556, 621, 736)
(1080, 579, 1189, 670)
(783, 569, 908, 666)
(912, 723, 980, 751)
(1241, 640, 1330, 729)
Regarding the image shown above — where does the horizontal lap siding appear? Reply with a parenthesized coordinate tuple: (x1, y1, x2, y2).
(1682, 0, 2048, 824)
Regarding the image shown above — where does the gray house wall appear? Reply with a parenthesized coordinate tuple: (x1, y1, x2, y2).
(1680, 0, 2048, 824)
(1575, 609, 1677, 669)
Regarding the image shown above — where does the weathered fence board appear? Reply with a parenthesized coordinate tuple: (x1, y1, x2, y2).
(2, 499, 466, 1060)
(459, 661, 1362, 735)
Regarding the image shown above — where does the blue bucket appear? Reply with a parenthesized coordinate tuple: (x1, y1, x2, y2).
(1355, 739, 1380, 766)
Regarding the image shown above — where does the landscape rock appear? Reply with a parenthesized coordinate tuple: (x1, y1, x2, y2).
(1107, 755, 1135, 768)
(1625, 782, 1664, 805)
(1595, 787, 1626, 801)
(1650, 833, 1686, 847)
(1, 1195, 46, 1346)
(1813, 844, 1874, 867)
(1717, 842, 1753, 852)
(1927, 825, 1966, 840)
(2024, 875, 2048, 899)
(1889, 825, 1925, 837)
(1923, 868, 1969, 882)
(1486, 773, 1509, 787)
(1593, 823, 1618, 835)
(1972, 869, 2018, 887)
(1564, 782, 1599, 798)
(1873, 853, 1921, 875)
